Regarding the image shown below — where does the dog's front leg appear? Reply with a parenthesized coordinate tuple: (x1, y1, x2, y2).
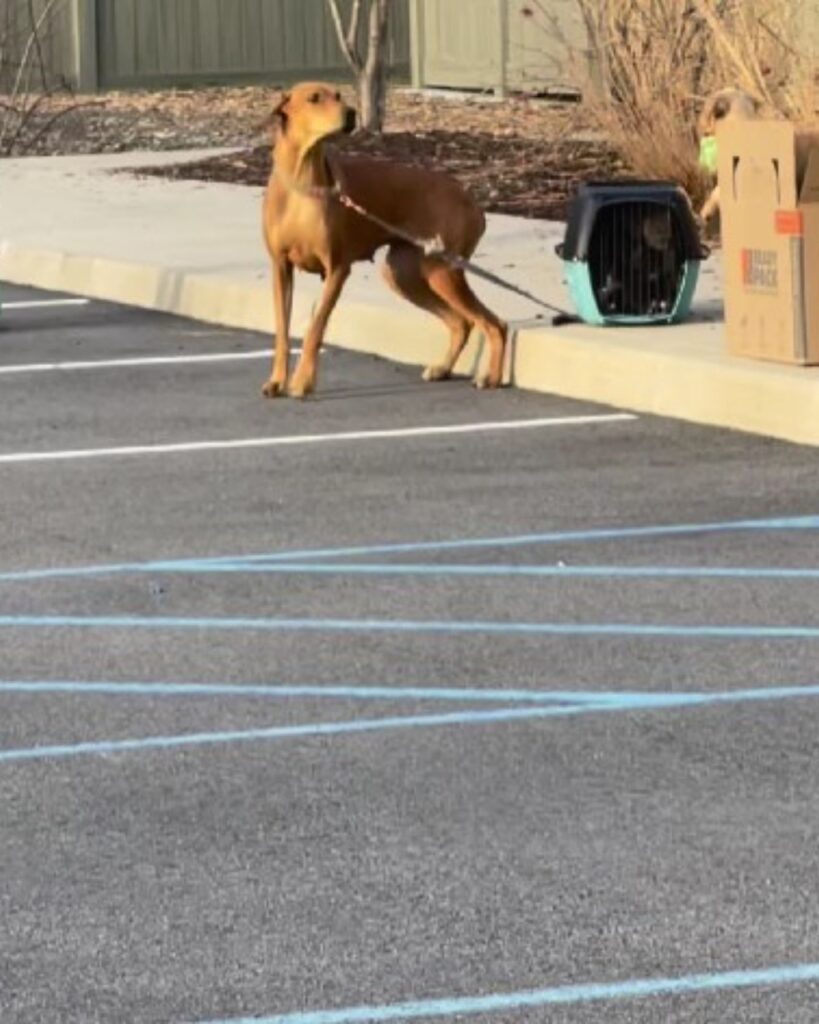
(289, 264, 350, 398)
(262, 257, 294, 398)
(700, 184, 720, 224)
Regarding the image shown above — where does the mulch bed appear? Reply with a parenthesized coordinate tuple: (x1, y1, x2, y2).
(136, 129, 624, 222)
(6, 85, 626, 221)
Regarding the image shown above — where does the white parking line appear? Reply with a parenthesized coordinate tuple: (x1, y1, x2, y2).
(0, 349, 286, 376)
(2, 298, 91, 310)
(0, 414, 637, 466)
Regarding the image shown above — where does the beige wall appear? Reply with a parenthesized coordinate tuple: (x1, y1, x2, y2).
(2, 0, 410, 93)
(95, 0, 410, 89)
(412, 0, 819, 97)
(411, 0, 587, 94)
(504, 0, 586, 93)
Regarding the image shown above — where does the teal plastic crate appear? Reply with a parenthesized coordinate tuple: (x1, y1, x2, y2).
(557, 182, 708, 326)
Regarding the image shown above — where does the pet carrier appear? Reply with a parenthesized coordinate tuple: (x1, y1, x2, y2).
(557, 182, 708, 326)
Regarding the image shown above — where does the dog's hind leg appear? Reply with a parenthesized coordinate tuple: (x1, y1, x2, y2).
(423, 260, 508, 389)
(383, 243, 471, 382)
(262, 257, 294, 398)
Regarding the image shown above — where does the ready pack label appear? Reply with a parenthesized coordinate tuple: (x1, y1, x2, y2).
(741, 249, 778, 292)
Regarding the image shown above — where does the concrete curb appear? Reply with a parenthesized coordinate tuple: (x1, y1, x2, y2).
(3, 240, 819, 447)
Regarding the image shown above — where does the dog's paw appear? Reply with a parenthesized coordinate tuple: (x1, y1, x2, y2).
(288, 376, 315, 400)
(262, 377, 287, 398)
(422, 364, 450, 382)
(472, 372, 503, 390)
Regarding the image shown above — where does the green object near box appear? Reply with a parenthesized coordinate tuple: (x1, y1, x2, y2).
(699, 135, 718, 174)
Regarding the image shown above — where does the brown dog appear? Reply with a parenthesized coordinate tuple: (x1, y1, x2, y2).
(698, 87, 761, 223)
(261, 82, 507, 398)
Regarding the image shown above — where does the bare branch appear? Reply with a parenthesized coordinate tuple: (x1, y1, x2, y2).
(4, 0, 59, 111)
(6, 88, 50, 153)
(346, 0, 363, 58)
(325, 0, 363, 73)
(27, 0, 49, 91)
(14, 100, 104, 156)
(326, 0, 391, 132)
(0, 0, 85, 156)
(364, 0, 389, 76)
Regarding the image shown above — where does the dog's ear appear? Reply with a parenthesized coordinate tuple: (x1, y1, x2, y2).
(272, 91, 290, 130)
(257, 91, 290, 136)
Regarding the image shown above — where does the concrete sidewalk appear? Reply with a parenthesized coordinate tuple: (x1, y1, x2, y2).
(2, 149, 819, 445)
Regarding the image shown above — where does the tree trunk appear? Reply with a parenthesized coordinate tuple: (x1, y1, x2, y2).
(325, 0, 390, 133)
(358, 0, 389, 132)
(358, 58, 386, 131)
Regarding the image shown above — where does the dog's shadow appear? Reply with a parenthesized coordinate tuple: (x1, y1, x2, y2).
(310, 378, 464, 402)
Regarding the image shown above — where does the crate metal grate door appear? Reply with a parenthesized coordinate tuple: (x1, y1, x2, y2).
(589, 202, 687, 319)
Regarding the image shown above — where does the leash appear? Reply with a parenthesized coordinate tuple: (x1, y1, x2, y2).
(336, 192, 575, 321)
(273, 162, 577, 324)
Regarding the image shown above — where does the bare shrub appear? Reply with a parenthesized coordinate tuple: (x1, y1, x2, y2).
(520, 0, 818, 209)
(0, 0, 92, 156)
(693, 1, 817, 119)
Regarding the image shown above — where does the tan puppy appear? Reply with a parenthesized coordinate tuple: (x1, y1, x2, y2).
(261, 82, 507, 398)
(698, 87, 761, 223)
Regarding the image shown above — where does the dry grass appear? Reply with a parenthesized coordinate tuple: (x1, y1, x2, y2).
(521, 0, 818, 209)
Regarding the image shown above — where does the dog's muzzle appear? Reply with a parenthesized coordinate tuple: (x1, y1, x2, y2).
(344, 109, 357, 134)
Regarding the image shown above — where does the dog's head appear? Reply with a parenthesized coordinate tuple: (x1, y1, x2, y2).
(698, 87, 761, 138)
(264, 82, 356, 146)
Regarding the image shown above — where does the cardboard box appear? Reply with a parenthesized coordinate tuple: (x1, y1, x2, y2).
(718, 120, 819, 364)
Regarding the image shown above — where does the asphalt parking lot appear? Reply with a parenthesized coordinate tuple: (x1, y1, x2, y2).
(3, 281, 819, 1024)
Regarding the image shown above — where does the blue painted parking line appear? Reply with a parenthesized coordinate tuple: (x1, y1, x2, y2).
(132, 560, 819, 580)
(225, 514, 819, 564)
(3, 614, 819, 639)
(0, 680, 600, 703)
(190, 961, 819, 1023)
(5, 683, 819, 765)
(0, 703, 609, 764)
(0, 513, 816, 585)
(5, 680, 819, 709)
